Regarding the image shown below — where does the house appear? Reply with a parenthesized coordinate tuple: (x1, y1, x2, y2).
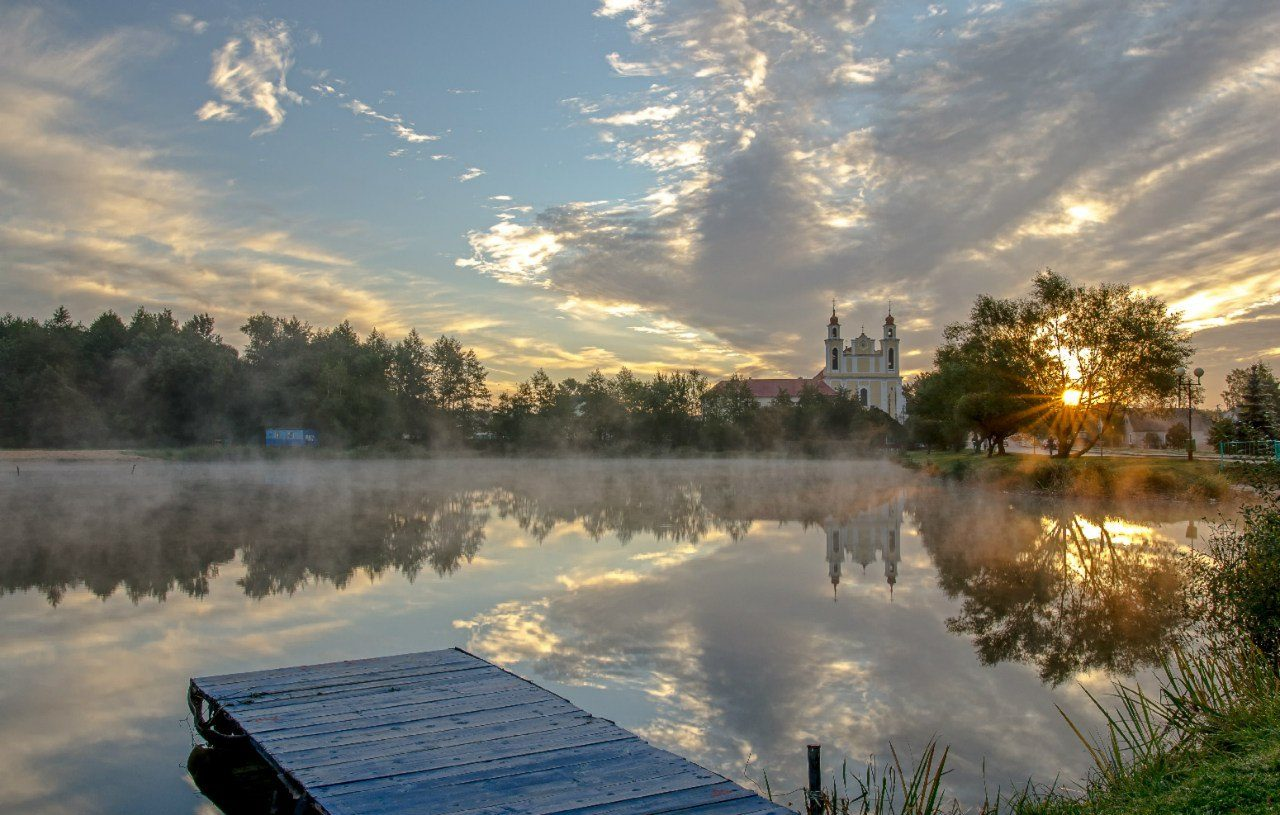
(1122, 409, 1215, 449)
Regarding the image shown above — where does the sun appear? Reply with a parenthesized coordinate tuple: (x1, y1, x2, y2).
(1062, 389, 1083, 406)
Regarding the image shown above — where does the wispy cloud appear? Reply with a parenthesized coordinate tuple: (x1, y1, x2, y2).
(458, 167, 485, 182)
(198, 19, 302, 135)
(315, 84, 442, 147)
(0, 9, 404, 338)
(171, 13, 208, 35)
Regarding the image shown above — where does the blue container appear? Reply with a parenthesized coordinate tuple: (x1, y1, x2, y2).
(264, 428, 319, 447)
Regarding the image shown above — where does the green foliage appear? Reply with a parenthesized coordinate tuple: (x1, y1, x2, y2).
(0, 306, 488, 449)
(908, 270, 1193, 459)
(488, 368, 903, 453)
(1163, 421, 1188, 450)
(1222, 363, 1279, 441)
(1189, 470, 1280, 666)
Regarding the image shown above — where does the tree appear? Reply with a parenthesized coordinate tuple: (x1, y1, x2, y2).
(1165, 421, 1189, 450)
(904, 370, 968, 451)
(920, 271, 1192, 458)
(390, 329, 434, 442)
(427, 335, 489, 438)
(1024, 271, 1192, 457)
(1225, 363, 1279, 440)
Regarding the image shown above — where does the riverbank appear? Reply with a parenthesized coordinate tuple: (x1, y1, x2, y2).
(901, 450, 1238, 501)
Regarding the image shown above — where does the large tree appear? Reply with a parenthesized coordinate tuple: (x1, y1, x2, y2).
(926, 271, 1192, 458)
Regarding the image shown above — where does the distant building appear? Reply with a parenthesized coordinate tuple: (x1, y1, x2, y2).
(730, 377, 838, 405)
(1121, 409, 1214, 449)
(824, 494, 904, 600)
(709, 306, 906, 420)
(265, 428, 319, 447)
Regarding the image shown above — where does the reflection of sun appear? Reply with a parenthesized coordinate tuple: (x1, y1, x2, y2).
(1037, 516, 1180, 578)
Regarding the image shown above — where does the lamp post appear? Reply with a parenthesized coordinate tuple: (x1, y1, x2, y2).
(1174, 365, 1204, 462)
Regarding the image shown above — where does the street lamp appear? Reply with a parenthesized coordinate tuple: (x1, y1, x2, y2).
(1174, 365, 1204, 462)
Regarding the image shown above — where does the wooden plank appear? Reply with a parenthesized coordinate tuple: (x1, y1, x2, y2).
(335, 751, 700, 815)
(317, 739, 660, 802)
(251, 686, 555, 741)
(231, 674, 525, 728)
(193, 649, 787, 815)
(196, 648, 478, 694)
(298, 720, 637, 788)
(215, 664, 508, 713)
(205, 658, 490, 703)
(264, 697, 580, 754)
(350, 773, 738, 815)
(271, 710, 595, 772)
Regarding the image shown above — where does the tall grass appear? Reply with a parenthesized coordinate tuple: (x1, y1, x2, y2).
(776, 643, 1279, 815)
(1057, 644, 1280, 799)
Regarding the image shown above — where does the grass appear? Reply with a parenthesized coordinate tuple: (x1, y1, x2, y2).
(785, 644, 1280, 815)
(900, 451, 1235, 501)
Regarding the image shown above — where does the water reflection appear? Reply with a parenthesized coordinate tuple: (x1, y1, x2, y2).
(1, 463, 1191, 689)
(912, 491, 1187, 684)
(0, 460, 1214, 814)
(824, 495, 904, 599)
(0, 461, 899, 604)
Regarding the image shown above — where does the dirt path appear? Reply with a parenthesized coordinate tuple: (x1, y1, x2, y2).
(0, 449, 150, 462)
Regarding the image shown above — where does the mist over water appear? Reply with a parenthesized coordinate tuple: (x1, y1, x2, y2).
(0, 459, 1214, 814)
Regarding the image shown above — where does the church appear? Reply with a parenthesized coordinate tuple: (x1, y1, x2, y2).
(725, 306, 905, 421)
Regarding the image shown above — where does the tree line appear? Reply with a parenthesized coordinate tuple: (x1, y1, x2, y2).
(491, 369, 900, 452)
(0, 306, 899, 452)
(0, 307, 488, 448)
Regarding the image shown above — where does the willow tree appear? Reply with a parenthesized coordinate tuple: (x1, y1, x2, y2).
(934, 271, 1192, 458)
(1025, 271, 1192, 457)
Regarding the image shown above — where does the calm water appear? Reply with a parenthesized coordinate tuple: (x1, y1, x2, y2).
(0, 459, 1215, 814)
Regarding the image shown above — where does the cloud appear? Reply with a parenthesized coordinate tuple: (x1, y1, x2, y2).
(0, 9, 406, 340)
(198, 18, 302, 135)
(458, 167, 485, 182)
(606, 52, 658, 76)
(590, 105, 682, 126)
(324, 88, 441, 147)
(458, 0, 1280, 390)
(171, 13, 208, 35)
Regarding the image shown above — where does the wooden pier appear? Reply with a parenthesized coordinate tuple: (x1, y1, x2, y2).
(189, 648, 794, 815)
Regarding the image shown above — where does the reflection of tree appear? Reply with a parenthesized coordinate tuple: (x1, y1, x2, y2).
(912, 490, 1186, 684)
(1, 461, 909, 604)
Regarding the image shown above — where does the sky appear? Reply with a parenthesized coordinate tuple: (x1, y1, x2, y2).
(0, 0, 1276, 398)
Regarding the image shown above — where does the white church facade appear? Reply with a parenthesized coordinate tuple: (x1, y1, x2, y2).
(817, 307, 904, 420)
(713, 306, 906, 422)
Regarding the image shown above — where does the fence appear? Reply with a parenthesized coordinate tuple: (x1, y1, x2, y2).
(1218, 439, 1280, 465)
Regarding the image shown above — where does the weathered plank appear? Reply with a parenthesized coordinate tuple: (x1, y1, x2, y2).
(190, 648, 794, 815)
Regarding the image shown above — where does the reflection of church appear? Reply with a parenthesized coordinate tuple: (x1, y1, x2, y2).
(824, 495, 904, 600)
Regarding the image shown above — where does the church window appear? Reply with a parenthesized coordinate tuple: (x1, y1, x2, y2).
(859, 388, 868, 406)
(888, 348, 895, 369)
(831, 348, 839, 370)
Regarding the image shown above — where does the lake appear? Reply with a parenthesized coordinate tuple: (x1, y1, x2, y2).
(0, 458, 1218, 814)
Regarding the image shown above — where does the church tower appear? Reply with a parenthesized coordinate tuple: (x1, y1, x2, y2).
(824, 304, 843, 375)
(882, 309, 901, 419)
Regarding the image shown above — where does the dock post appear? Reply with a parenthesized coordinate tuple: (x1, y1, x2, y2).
(806, 744, 822, 815)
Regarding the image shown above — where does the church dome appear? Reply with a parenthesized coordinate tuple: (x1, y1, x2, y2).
(884, 313, 895, 326)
